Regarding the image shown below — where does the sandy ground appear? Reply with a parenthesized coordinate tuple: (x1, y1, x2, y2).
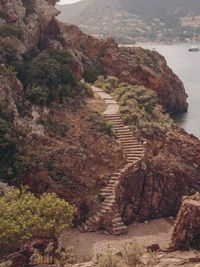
(60, 218, 174, 262)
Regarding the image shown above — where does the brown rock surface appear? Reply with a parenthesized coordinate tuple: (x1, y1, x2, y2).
(117, 129, 200, 223)
(169, 198, 200, 250)
(59, 23, 188, 113)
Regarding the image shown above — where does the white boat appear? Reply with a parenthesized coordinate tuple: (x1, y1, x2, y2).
(189, 24, 199, 52)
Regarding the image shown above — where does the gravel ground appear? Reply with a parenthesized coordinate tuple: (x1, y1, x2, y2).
(60, 217, 174, 263)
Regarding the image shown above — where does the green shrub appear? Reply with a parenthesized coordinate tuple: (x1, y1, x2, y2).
(15, 49, 87, 105)
(105, 76, 119, 93)
(95, 76, 119, 93)
(23, 0, 36, 16)
(26, 85, 49, 105)
(0, 38, 18, 64)
(83, 68, 99, 83)
(0, 188, 76, 256)
(28, 54, 61, 89)
(48, 48, 73, 66)
(0, 10, 6, 19)
(0, 25, 23, 39)
(95, 77, 173, 135)
(0, 107, 32, 183)
(0, 118, 17, 180)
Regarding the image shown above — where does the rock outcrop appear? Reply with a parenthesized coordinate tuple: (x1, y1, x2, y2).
(59, 23, 188, 113)
(0, 0, 59, 52)
(169, 198, 200, 250)
(117, 130, 200, 223)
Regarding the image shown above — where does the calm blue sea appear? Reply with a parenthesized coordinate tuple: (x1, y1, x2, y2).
(141, 43, 200, 139)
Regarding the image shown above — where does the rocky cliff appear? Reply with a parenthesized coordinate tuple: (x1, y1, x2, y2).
(59, 23, 188, 113)
(117, 129, 200, 223)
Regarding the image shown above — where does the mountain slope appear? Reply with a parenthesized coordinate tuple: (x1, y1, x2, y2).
(57, 0, 200, 43)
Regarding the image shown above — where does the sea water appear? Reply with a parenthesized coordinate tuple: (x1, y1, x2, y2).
(141, 43, 200, 139)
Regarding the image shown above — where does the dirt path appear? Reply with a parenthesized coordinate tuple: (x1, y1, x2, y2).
(60, 218, 174, 262)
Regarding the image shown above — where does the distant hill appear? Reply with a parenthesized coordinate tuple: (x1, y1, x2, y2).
(56, 0, 200, 43)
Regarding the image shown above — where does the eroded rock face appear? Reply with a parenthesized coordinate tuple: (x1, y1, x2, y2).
(117, 130, 200, 223)
(58, 23, 188, 113)
(169, 198, 200, 250)
(0, 0, 59, 52)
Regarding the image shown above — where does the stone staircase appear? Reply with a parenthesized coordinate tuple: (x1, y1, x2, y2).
(79, 86, 145, 235)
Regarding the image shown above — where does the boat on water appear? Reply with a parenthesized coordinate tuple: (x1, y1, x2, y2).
(189, 46, 199, 52)
(189, 24, 199, 52)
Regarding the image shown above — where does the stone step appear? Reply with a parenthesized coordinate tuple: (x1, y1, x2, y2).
(123, 146, 143, 150)
(112, 217, 123, 224)
(125, 152, 143, 156)
(115, 130, 132, 134)
(126, 155, 143, 160)
(116, 131, 133, 134)
(108, 181, 118, 186)
(124, 150, 144, 154)
(105, 117, 121, 121)
(121, 139, 138, 143)
(126, 156, 142, 160)
(115, 131, 133, 135)
(105, 100, 117, 104)
(105, 195, 116, 201)
(112, 221, 125, 228)
(120, 138, 138, 142)
(111, 121, 124, 124)
(127, 159, 138, 163)
(111, 225, 128, 235)
(100, 187, 115, 193)
(112, 123, 125, 126)
(103, 201, 115, 207)
(114, 128, 132, 132)
(109, 179, 119, 183)
(100, 206, 112, 213)
(113, 126, 128, 129)
(100, 188, 114, 193)
(117, 135, 134, 139)
(101, 203, 114, 209)
(119, 135, 137, 139)
(112, 171, 121, 176)
(109, 119, 124, 123)
(104, 114, 120, 117)
(100, 192, 113, 197)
